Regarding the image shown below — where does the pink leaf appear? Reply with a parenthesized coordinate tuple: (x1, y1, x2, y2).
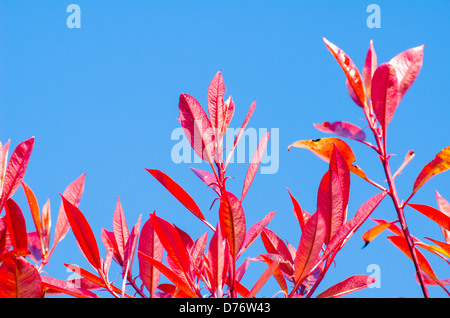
(0, 137, 34, 210)
(389, 45, 425, 102)
(53, 173, 86, 246)
(113, 196, 129, 263)
(122, 215, 141, 281)
(179, 93, 215, 163)
(313, 121, 366, 142)
(362, 40, 377, 97)
(206, 223, 227, 297)
(371, 63, 399, 133)
(190, 167, 221, 195)
(287, 188, 311, 231)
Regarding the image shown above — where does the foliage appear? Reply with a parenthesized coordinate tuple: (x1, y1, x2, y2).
(0, 38, 448, 298)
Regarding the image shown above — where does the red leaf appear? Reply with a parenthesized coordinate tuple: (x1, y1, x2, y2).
(138, 251, 197, 298)
(222, 95, 235, 137)
(317, 145, 350, 244)
(4, 199, 28, 250)
(219, 191, 246, 259)
(101, 228, 121, 265)
(206, 223, 227, 297)
(61, 195, 102, 270)
(294, 211, 327, 282)
(316, 275, 376, 298)
(150, 213, 190, 274)
(371, 63, 399, 133)
(388, 235, 437, 280)
(241, 132, 270, 201)
(287, 188, 311, 231)
(323, 38, 366, 108)
(146, 169, 209, 226)
(113, 196, 129, 263)
(238, 211, 277, 258)
(0, 137, 34, 210)
(21, 182, 41, 241)
(407, 203, 450, 232)
(207, 71, 226, 134)
(179, 93, 215, 163)
(53, 173, 86, 246)
(389, 45, 425, 102)
(362, 40, 377, 98)
(261, 228, 294, 276)
(0, 255, 42, 298)
(0, 140, 10, 192)
(0, 217, 12, 254)
(313, 121, 366, 142)
(138, 216, 163, 297)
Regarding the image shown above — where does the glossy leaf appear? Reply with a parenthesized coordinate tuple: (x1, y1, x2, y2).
(241, 132, 270, 201)
(61, 195, 102, 270)
(362, 40, 377, 97)
(4, 199, 28, 250)
(313, 121, 366, 142)
(0, 217, 11, 254)
(316, 275, 375, 298)
(222, 95, 235, 137)
(371, 63, 399, 133)
(53, 173, 86, 246)
(0, 137, 34, 210)
(0, 255, 42, 298)
(407, 203, 450, 232)
(412, 145, 450, 195)
(389, 45, 425, 102)
(138, 216, 163, 297)
(179, 93, 215, 163)
(219, 191, 246, 259)
(288, 137, 367, 180)
(146, 169, 209, 226)
(323, 38, 366, 108)
(0, 140, 10, 192)
(122, 215, 141, 282)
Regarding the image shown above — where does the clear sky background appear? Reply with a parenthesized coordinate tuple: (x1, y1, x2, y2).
(1, 1, 449, 298)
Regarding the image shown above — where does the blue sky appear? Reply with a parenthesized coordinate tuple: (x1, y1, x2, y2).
(1, 1, 450, 298)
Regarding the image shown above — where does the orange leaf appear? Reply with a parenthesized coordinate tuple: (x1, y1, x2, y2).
(412, 145, 450, 195)
(288, 137, 367, 180)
